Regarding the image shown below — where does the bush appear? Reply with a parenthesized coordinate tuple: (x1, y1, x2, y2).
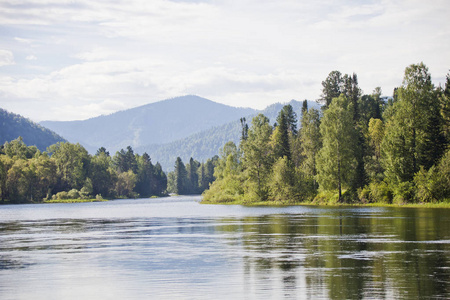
(55, 191, 68, 200)
(313, 190, 340, 204)
(67, 189, 80, 199)
(370, 181, 393, 203)
(358, 186, 371, 203)
(392, 181, 415, 204)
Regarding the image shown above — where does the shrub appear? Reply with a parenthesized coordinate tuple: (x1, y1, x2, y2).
(392, 181, 415, 204)
(67, 189, 80, 199)
(369, 181, 393, 203)
(55, 191, 68, 200)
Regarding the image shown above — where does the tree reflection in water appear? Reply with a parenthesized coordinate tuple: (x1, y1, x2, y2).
(217, 208, 450, 299)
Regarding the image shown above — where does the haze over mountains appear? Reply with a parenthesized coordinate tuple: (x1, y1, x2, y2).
(136, 99, 321, 170)
(41, 96, 257, 154)
(13, 95, 321, 170)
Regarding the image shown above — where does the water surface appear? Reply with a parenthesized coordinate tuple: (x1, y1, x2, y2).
(0, 196, 449, 299)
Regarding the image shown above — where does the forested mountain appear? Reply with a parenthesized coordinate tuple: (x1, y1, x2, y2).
(0, 108, 66, 151)
(41, 95, 257, 153)
(137, 100, 321, 170)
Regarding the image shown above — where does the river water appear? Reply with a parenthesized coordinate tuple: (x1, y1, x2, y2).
(0, 196, 449, 299)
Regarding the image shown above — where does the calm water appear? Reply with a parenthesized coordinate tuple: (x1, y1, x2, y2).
(0, 196, 449, 299)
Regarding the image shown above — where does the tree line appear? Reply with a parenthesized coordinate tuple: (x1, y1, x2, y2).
(166, 156, 218, 195)
(0, 140, 167, 203)
(203, 63, 450, 204)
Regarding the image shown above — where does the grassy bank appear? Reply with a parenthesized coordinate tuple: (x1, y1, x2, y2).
(200, 199, 450, 208)
(43, 198, 108, 203)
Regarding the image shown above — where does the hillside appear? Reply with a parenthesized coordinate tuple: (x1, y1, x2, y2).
(138, 100, 321, 170)
(0, 108, 66, 151)
(41, 95, 257, 153)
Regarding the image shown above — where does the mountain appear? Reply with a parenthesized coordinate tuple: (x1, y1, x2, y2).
(41, 95, 257, 153)
(0, 108, 66, 151)
(137, 100, 321, 170)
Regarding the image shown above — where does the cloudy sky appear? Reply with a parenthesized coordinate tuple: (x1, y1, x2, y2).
(1, 0, 449, 121)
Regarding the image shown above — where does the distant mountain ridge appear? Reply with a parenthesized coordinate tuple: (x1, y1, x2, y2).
(137, 99, 321, 170)
(38, 95, 320, 170)
(0, 108, 66, 151)
(41, 95, 257, 153)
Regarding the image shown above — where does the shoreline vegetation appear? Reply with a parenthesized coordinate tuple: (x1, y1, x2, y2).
(2, 63, 449, 208)
(201, 198, 450, 209)
(202, 63, 450, 207)
(43, 198, 108, 203)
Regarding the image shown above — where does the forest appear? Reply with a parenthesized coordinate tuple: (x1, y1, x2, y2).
(0, 136, 218, 203)
(1, 62, 449, 205)
(0, 140, 168, 203)
(203, 63, 450, 205)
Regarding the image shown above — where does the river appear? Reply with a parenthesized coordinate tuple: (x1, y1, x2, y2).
(0, 196, 449, 299)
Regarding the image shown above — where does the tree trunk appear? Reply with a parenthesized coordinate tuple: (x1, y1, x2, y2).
(338, 155, 342, 203)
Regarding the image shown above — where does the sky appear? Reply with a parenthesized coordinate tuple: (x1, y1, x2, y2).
(0, 0, 449, 122)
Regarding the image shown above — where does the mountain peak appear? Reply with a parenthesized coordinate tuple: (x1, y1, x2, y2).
(40, 96, 257, 153)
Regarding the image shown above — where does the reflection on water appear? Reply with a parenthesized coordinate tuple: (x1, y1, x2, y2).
(0, 197, 449, 299)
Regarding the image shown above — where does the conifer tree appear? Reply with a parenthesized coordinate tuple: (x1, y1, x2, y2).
(382, 63, 445, 194)
(320, 71, 343, 108)
(174, 157, 188, 195)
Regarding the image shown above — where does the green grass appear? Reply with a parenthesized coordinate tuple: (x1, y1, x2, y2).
(43, 198, 108, 203)
(200, 198, 450, 208)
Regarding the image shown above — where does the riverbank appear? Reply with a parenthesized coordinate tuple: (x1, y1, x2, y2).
(43, 198, 109, 203)
(200, 199, 450, 209)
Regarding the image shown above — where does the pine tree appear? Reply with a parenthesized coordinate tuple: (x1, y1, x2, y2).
(320, 71, 343, 108)
(382, 63, 445, 192)
(174, 157, 188, 195)
(272, 110, 290, 160)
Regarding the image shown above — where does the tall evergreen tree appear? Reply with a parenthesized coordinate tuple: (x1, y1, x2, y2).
(272, 110, 290, 160)
(439, 72, 450, 144)
(320, 71, 343, 108)
(187, 157, 200, 194)
(135, 152, 154, 197)
(280, 104, 298, 135)
(343, 73, 361, 122)
(152, 162, 167, 195)
(240, 117, 249, 142)
(382, 63, 445, 193)
(174, 157, 188, 195)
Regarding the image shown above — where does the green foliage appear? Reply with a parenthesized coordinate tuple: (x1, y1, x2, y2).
(202, 142, 243, 203)
(241, 114, 274, 201)
(0, 141, 167, 203)
(299, 108, 321, 190)
(358, 181, 393, 204)
(320, 71, 343, 108)
(203, 63, 449, 206)
(48, 142, 90, 191)
(316, 95, 357, 201)
(268, 156, 297, 203)
(382, 63, 446, 192)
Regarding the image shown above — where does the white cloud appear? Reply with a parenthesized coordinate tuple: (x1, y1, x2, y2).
(26, 55, 37, 61)
(0, 0, 449, 121)
(0, 50, 14, 66)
